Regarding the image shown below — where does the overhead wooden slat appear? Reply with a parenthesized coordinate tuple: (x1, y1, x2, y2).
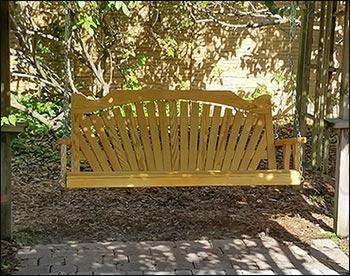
(112, 108, 139, 171)
(221, 111, 244, 171)
(169, 100, 180, 170)
(188, 102, 200, 170)
(248, 134, 267, 170)
(89, 114, 122, 171)
(135, 103, 156, 170)
(158, 101, 172, 171)
(146, 102, 163, 170)
(124, 105, 147, 171)
(205, 106, 222, 170)
(213, 108, 233, 170)
(180, 101, 189, 171)
(101, 111, 130, 171)
(239, 115, 266, 170)
(230, 113, 257, 171)
(197, 104, 210, 170)
(79, 115, 112, 171)
(76, 124, 102, 172)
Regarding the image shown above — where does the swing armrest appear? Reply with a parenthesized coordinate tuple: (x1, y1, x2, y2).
(57, 137, 72, 146)
(274, 137, 307, 147)
(274, 137, 307, 170)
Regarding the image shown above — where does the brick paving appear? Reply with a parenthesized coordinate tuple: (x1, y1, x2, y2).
(14, 237, 349, 275)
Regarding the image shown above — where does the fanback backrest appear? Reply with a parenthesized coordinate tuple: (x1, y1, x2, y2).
(70, 90, 276, 173)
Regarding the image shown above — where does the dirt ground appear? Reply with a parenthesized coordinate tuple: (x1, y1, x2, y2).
(1, 124, 348, 274)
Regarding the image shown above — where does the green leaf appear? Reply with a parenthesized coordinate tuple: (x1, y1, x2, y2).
(122, 3, 130, 16)
(77, 1, 85, 9)
(88, 27, 94, 36)
(115, 1, 122, 10)
(91, 1, 98, 8)
(83, 21, 90, 32)
(8, 114, 17, 126)
(200, 1, 208, 8)
(129, 1, 136, 8)
(1, 117, 9, 126)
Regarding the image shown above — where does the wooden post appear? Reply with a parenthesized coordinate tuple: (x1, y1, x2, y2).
(311, 1, 326, 170)
(0, 1, 12, 240)
(334, 1, 349, 238)
(326, 1, 349, 238)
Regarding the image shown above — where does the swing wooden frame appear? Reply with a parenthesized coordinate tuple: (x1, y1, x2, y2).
(58, 89, 306, 188)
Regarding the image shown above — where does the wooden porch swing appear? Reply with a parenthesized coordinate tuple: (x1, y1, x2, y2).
(57, 2, 306, 189)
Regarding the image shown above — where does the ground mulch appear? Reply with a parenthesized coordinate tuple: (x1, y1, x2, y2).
(2, 123, 348, 274)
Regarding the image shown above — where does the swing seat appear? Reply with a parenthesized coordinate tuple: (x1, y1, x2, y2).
(58, 89, 306, 188)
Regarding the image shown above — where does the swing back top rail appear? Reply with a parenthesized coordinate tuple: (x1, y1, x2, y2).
(59, 89, 306, 188)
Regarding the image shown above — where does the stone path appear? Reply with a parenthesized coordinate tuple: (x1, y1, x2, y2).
(14, 237, 349, 275)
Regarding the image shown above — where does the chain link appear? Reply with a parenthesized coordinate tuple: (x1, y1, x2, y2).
(288, 1, 304, 183)
(60, 1, 71, 186)
(63, 1, 71, 138)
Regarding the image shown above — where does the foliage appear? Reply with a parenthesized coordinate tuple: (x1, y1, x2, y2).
(1, 114, 17, 127)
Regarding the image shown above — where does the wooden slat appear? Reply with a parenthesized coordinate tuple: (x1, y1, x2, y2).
(188, 102, 200, 170)
(71, 114, 81, 172)
(205, 106, 222, 170)
(169, 100, 180, 170)
(90, 114, 122, 171)
(264, 113, 277, 169)
(146, 102, 163, 170)
(101, 111, 130, 171)
(79, 115, 112, 171)
(239, 115, 266, 170)
(124, 105, 147, 171)
(72, 90, 273, 115)
(221, 111, 244, 171)
(66, 170, 302, 188)
(197, 104, 210, 170)
(292, 144, 300, 170)
(230, 113, 257, 171)
(158, 101, 172, 171)
(180, 101, 189, 171)
(213, 108, 233, 170)
(112, 108, 139, 170)
(135, 103, 156, 170)
(275, 137, 307, 146)
(248, 134, 267, 170)
(76, 126, 102, 172)
(283, 145, 292, 169)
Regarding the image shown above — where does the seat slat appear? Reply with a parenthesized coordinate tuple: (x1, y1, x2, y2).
(135, 103, 156, 171)
(221, 111, 244, 171)
(158, 101, 172, 171)
(101, 111, 130, 171)
(213, 108, 233, 170)
(239, 115, 266, 170)
(147, 102, 164, 170)
(205, 106, 222, 170)
(248, 134, 267, 170)
(90, 114, 122, 171)
(79, 115, 112, 171)
(66, 170, 302, 188)
(189, 102, 200, 170)
(230, 113, 257, 171)
(124, 105, 147, 171)
(180, 101, 189, 171)
(113, 108, 139, 171)
(197, 104, 210, 170)
(169, 100, 180, 170)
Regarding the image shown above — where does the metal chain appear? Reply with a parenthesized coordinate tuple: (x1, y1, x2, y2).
(288, 1, 304, 183)
(63, 0, 71, 138)
(60, 1, 71, 186)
